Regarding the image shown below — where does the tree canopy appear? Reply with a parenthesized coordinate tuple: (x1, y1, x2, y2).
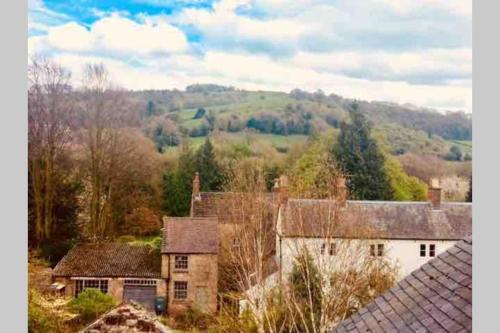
(333, 108, 393, 200)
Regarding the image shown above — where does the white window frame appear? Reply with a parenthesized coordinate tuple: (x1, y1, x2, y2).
(124, 279, 157, 286)
(73, 278, 109, 297)
(370, 243, 384, 257)
(174, 281, 188, 300)
(420, 244, 427, 257)
(175, 255, 189, 270)
(429, 244, 436, 257)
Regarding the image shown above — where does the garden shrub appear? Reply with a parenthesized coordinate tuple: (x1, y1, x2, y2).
(173, 307, 215, 331)
(68, 289, 116, 321)
(28, 289, 60, 333)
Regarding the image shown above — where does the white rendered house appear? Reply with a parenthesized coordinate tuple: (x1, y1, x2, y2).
(275, 179, 472, 282)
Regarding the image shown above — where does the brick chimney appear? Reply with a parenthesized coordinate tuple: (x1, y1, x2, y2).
(277, 175, 289, 205)
(192, 172, 201, 200)
(336, 176, 347, 206)
(428, 178, 442, 210)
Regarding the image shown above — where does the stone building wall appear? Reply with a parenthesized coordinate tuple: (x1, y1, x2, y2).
(164, 253, 218, 315)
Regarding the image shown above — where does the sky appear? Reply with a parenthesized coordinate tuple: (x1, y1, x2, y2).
(28, 0, 472, 112)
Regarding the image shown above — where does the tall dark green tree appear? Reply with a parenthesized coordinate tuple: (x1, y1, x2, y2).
(194, 138, 224, 191)
(333, 106, 393, 200)
(162, 144, 195, 216)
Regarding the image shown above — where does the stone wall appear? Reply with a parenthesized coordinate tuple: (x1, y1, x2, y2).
(165, 253, 218, 315)
(109, 278, 124, 302)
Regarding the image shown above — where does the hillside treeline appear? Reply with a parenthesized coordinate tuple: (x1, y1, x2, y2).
(137, 85, 471, 156)
(28, 59, 471, 267)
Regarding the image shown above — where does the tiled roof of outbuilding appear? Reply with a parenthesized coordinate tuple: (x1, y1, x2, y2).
(330, 236, 472, 333)
(281, 199, 471, 240)
(162, 217, 218, 254)
(52, 242, 161, 278)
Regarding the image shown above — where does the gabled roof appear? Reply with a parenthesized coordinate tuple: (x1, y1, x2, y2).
(280, 199, 471, 240)
(330, 236, 472, 333)
(52, 242, 161, 278)
(191, 192, 277, 224)
(162, 217, 218, 254)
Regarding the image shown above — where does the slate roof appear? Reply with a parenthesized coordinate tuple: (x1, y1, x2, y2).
(162, 217, 218, 254)
(330, 236, 472, 333)
(191, 192, 277, 224)
(280, 199, 471, 240)
(52, 243, 161, 278)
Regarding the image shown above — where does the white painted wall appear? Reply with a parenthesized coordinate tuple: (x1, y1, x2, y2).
(278, 237, 457, 281)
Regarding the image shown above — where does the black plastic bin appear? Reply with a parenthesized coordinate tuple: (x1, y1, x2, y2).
(155, 296, 166, 315)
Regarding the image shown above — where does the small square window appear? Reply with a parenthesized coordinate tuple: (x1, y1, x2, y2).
(377, 244, 384, 257)
(233, 238, 240, 247)
(175, 255, 188, 270)
(329, 243, 337, 256)
(370, 244, 376, 257)
(174, 281, 188, 300)
(420, 244, 426, 257)
(429, 244, 436, 257)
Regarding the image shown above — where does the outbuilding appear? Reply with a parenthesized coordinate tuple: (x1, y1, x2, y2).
(52, 242, 165, 311)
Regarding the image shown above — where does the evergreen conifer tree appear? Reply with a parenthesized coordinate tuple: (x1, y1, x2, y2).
(333, 105, 393, 200)
(162, 144, 195, 216)
(194, 138, 224, 191)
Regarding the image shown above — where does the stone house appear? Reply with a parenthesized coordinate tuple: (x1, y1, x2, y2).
(52, 242, 165, 312)
(52, 216, 219, 316)
(161, 217, 218, 315)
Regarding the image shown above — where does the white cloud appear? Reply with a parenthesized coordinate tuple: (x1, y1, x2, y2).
(176, 1, 306, 54)
(377, 0, 472, 17)
(48, 50, 471, 112)
(47, 22, 94, 52)
(290, 48, 472, 84)
(92, 15, 188, 54)
(28, 0, 472, 112)
(29, 14, 188, 56)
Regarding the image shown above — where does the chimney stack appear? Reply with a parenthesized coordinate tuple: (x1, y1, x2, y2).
(336, 176, 347, 205)
(277, 175, 289, 205)
(192, 172, 201, 200)
(428, 178, 441, 210)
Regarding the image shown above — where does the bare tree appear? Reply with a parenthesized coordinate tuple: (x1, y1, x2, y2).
(75, 64, 160, 238)
(217, 158, 285, 333)
(28, 56, 74, 243)
(281, 177, 398, 333)
(222, 157, 398, 333)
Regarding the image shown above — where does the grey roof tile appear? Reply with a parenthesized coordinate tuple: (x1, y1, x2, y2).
(281, 199, 471, 240)
(330, 237, 472, 333)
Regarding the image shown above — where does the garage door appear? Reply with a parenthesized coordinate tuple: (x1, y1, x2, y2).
(123, 285, 156, 311)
